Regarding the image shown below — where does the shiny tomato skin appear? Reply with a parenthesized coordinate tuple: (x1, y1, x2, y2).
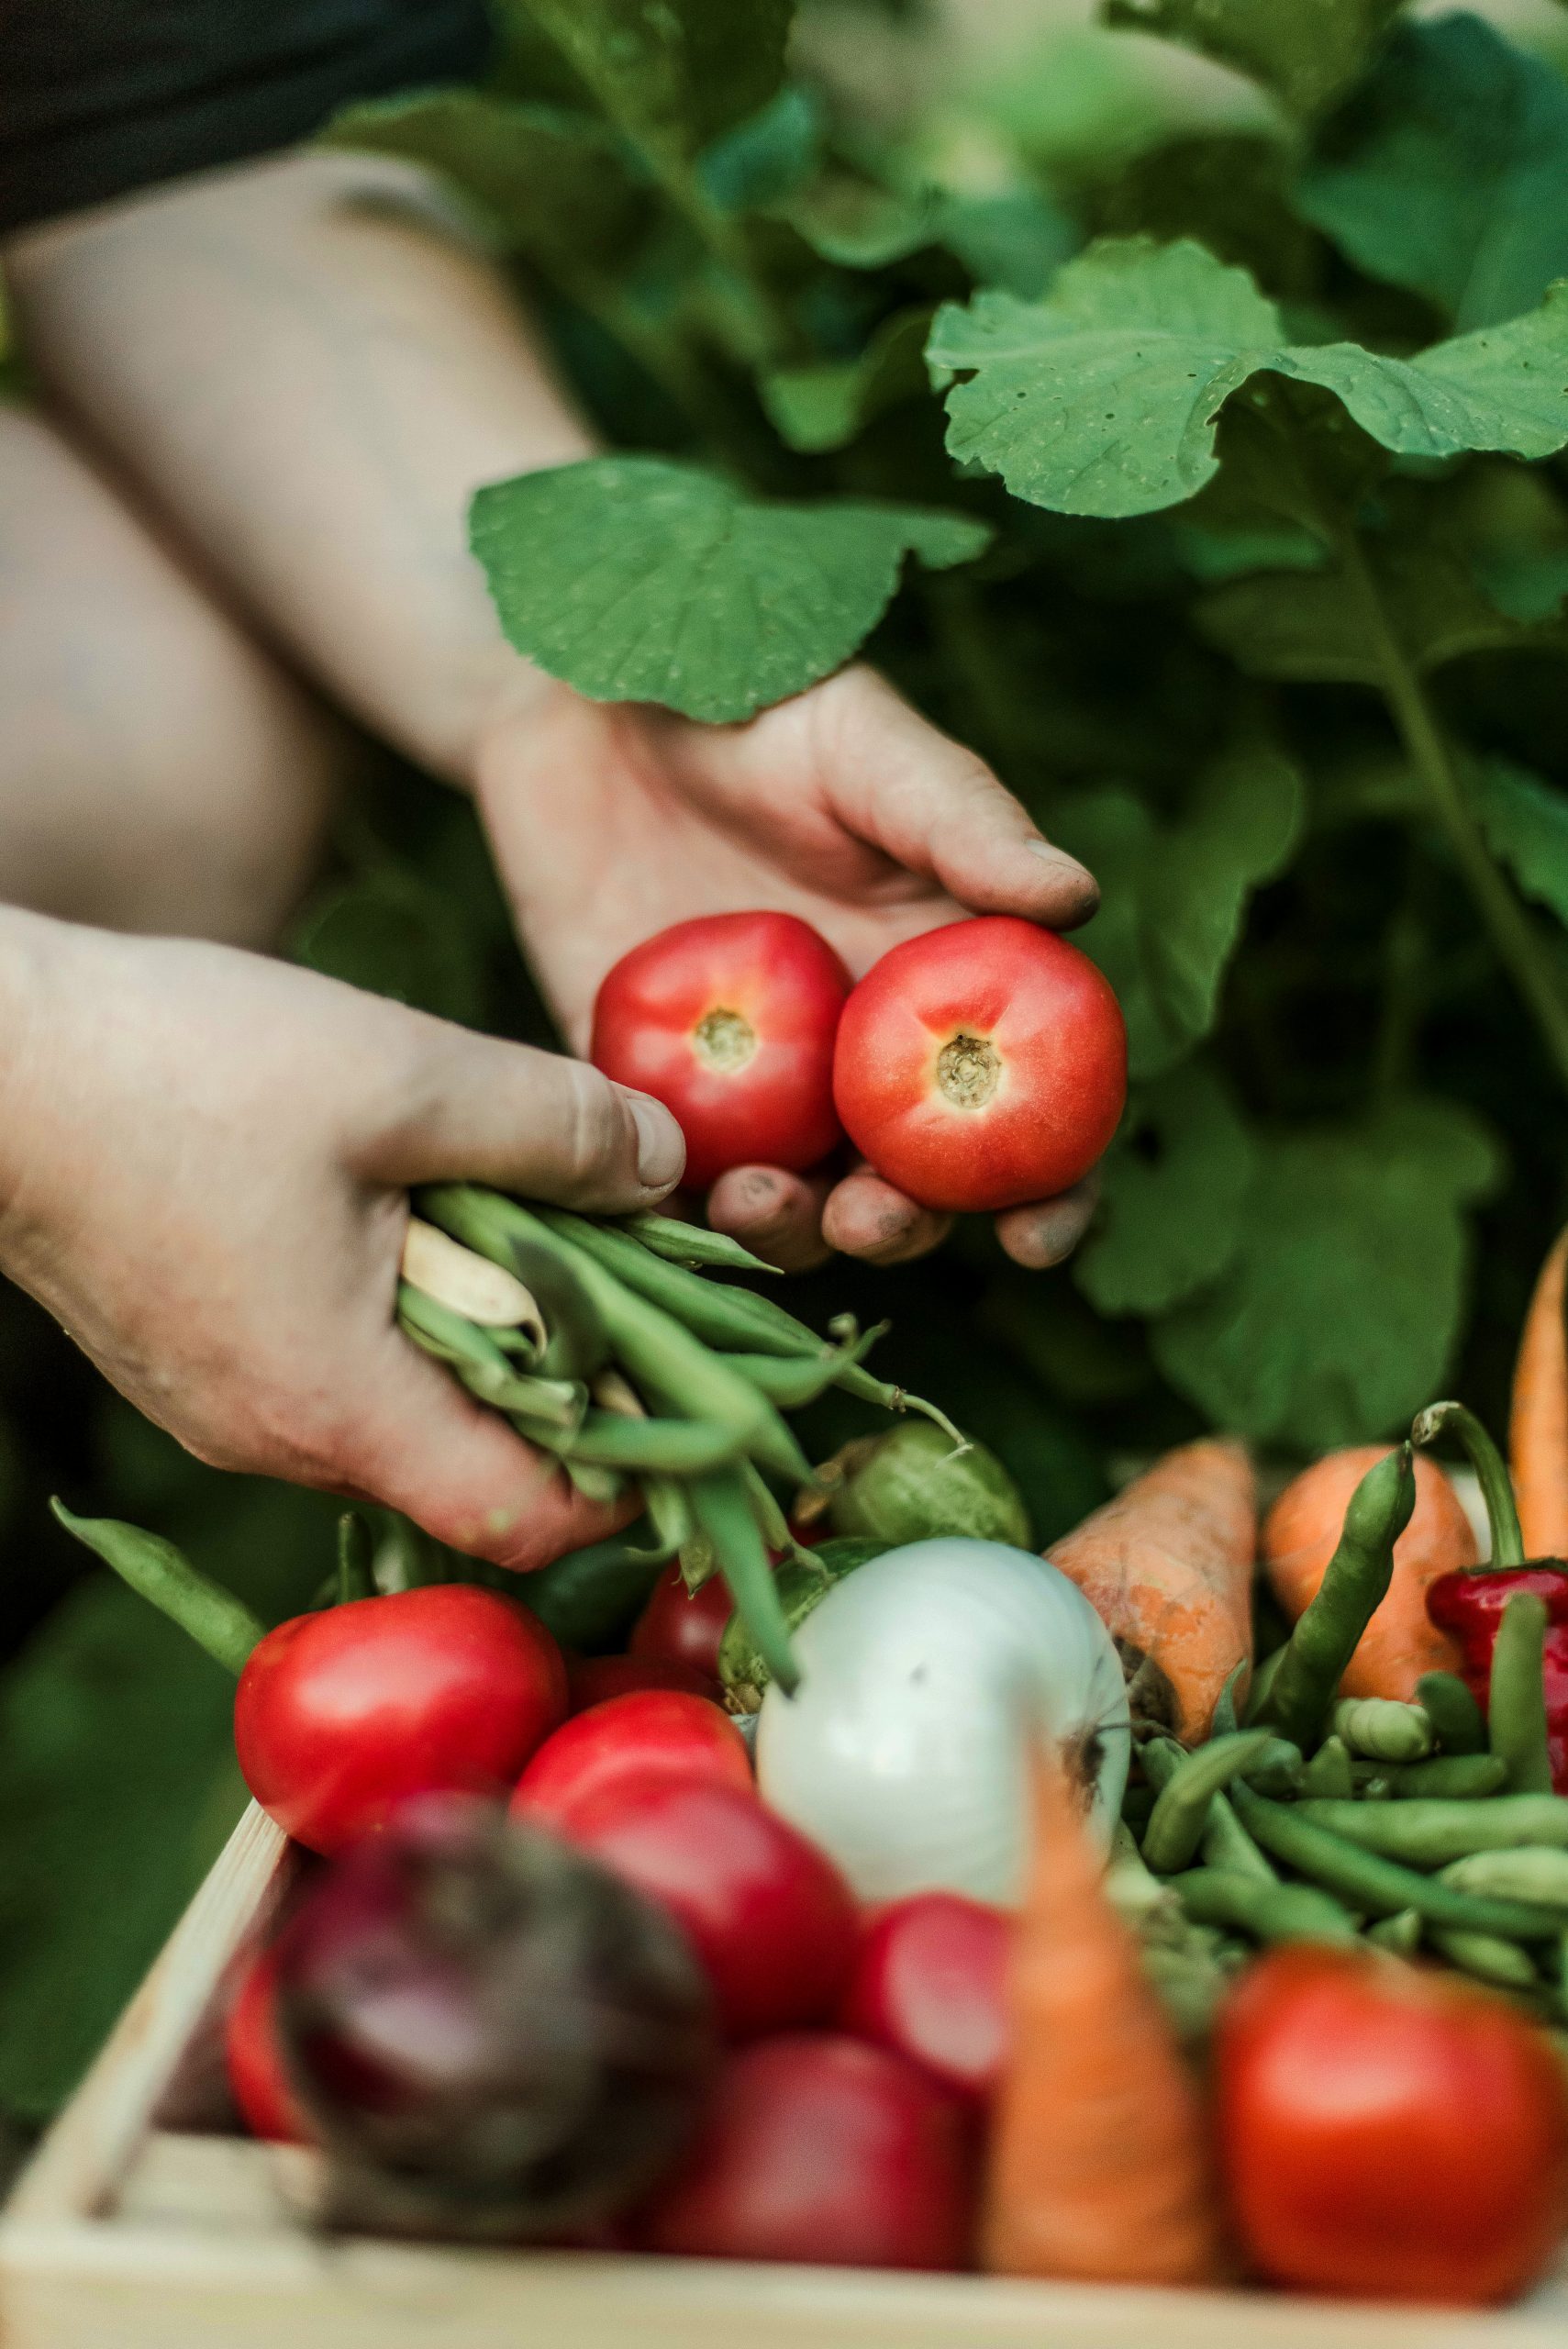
(1217, 1946, 1568, 2304)
(554, 1777, 857, 2038)
(225, 1947, 312, 2143)
(512, 1690, 752, 1827)
(629, 1564, 736, 1681)
(235, 1586, 568, 1855)
(636, 2033, 973, 2269)
(840, 1893, 1010, 2107)
(589, 912, 852, 1191)
(832, 916, 1126, 1213)
(567, 1652, 718, 1709)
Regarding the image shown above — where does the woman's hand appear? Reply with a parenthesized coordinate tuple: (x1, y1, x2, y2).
(0, 910, 684, 1566)
(475, 666, 1104, 1273)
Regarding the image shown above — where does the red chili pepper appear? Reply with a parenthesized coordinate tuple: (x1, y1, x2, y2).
(1418, 1403, 1568, 1793)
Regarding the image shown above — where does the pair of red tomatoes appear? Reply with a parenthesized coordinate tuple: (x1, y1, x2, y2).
(589, 910, 1126, 1215)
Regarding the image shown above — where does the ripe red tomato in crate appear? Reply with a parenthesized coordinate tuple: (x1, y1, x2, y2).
(590, 911, 851, 1191)
(513, 1689, 752, 1824)
(832, 916, 1125, 1214)
(840, 1892, 1010, 2108)
(629, 1563, 735, 1682)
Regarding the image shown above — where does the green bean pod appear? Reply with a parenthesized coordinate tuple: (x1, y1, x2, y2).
(720, 1330, 885, 1409)
(1295, 1793, 1568, 1866)
(521, 1408, 743, 1475)
(1210, 1660, 1248, 1740)
(1333, 1697, 1434, 1763)
(1430, 1929, 1540, 1989)
(1242, 1737, 1305, 1798)
(1142, 1731, 1278, 1874)
(1299, 1735, 1355, 1799)
(1380, 1753, 1507, 1800)
(688, 1466, 800, 1695)
(1169, 1867, 1360, 1947)
(1200, 1789, 1279, 1886)
(617, 1212, 780, 1275)
(1242, 1644, 1287, 1727)
(1417, 1670, 1487, 1757)
(50, 1499, 264, 1675)
(1489, 1590, 1554, 1796)
(1366, 1909, 1422, 1956)
(1255, 1446, 1416, 1753)
(1230, 1784, 1563, 1939)
(337, 1511, 376, 1604)
(1440, 1847, 1568, 1909)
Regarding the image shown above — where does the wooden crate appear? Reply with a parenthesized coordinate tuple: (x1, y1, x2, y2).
(5, 1806, 1568, 2349)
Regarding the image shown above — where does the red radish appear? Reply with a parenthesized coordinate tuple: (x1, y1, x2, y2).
(630, 1564, 736, 1681)
(567, 1653, 718, 1710)
(512, 1690, 752, 1826)
(832, 916, 1125, 1213)
(637, 2033, 973, 2269)
(840, 1893, 1010, 2106)
(235, 1586, 567, 1854)
(590, 912, 851, 1191)
(225, 1947, 311, 2143)
(554, 1776, 858, 2038)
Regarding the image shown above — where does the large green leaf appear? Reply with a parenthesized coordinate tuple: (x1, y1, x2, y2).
(512, 0, 793, 164)
(1103, 0, 1406, 118)
(1297, 17, 1568, 331)
(470, 456, 990, 720)
(1151, 1097, 1501, 1448)
(1076, 1063, 1255, 1317)
(1473, 757, 1568, 929)
(321, 91, 641, 269)
(928, 238, 1568, 519)
(1052, 747, 1303, 1078)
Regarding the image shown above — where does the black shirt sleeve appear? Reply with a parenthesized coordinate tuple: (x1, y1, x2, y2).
(0, 0, 495, 237)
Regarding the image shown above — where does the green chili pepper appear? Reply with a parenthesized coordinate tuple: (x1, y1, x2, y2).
(516, 1532, 667, 1653)
(1366, 1909, 1423, 1956)
(1333, 1698, 1435, 1763)
(50, 1499, 264, 1676)
(1169, 1867, 1360, 1947)
(1381, 1753, 1508, 1800)
(1255, 1447, 1416, 1752)
(1430, 1929, 1540, 1988)
(617, 1212, 780, 1275)
(1440, 1848, 1568, 1909)
(1489, 1590, 1554, 1796)
(337, 1511, 376, 1604)
(1295, 1793, 1568, 1866)
(688, 1466, 800, 1695)
(1417, 1670, 1487, 1757)
(1200, 1789, 1279, 1886)
(1230, 1784, 1562, 1939)
(1299, 1734, 1355, 1799)
(1141, 1731, 1278, 1874)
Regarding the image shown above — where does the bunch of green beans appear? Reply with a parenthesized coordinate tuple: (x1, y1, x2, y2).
(399, 1184, 963, 1694)
(1120, 1433, 1568, 2024)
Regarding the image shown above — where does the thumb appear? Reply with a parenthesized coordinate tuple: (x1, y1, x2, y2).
(338, 1328, 630, 1571)
(368, 1023, 685, 1208)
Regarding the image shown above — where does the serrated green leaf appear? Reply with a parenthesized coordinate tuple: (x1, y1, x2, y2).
(290, 866, 487, 1025)
(470, 456, 990, 720)
(1473, 757, 1568, 928)
(929, 237, 1568, 520)
(1151, 1097, 1501, 1448)
(1076, 1063, 1255, 1316)
(516, 0, 793, 164)
(1297, 17, 1568, 331)
(321, 91, 640, 270)
(1052, 745, 1303, 1077)
(759, 307, 932, 452)
(1104, 0, 1406, 118)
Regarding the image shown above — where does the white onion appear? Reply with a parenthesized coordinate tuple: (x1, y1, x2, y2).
(756, 1537, 1130, 1908)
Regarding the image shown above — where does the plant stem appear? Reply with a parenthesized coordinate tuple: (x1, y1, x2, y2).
(1336, 526, 1568, 1096)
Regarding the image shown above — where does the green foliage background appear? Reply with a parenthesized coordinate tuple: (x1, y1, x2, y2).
(9, 0, 1568, 2135)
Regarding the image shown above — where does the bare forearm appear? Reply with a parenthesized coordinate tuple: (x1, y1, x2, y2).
(3, 150, 593, 784)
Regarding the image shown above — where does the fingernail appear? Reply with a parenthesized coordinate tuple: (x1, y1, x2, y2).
(628, 1095, 685, 1190)
(1028, 841, 1098, 898)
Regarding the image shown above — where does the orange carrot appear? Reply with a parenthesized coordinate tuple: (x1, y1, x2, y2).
(1263, 1448, 1472, 1700)
(1512, 1226, 1568, 1561)
(982, 1755, 1223, 2288)
(1047, 1438, 1256, 1745)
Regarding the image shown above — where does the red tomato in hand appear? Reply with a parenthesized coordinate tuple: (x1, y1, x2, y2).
(590, 912, 851, 1191)
(1217, 1946, 1568, 2304)
(554, 1776, 857, 2037)
(225, 1947, 312, 2143)
(832, 916, 1126, 1213)
(840, 1893, 1010, 2107)
(235, 1586, 567, 1854)
(512, 1690, 752, 1825)
(567, 1652, 718, 1710)
(630, 1564, 735, 1681)
(637, 2033, 973, 2269)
